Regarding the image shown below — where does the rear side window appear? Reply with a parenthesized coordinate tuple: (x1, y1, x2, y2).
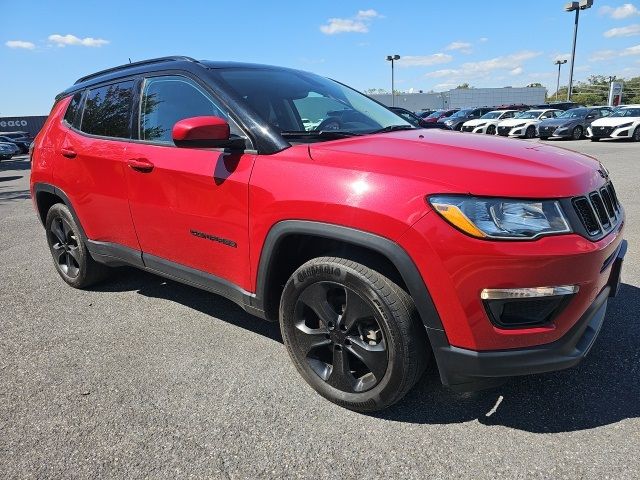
(139, 75, 229, 143)
(63, 92, 83, 127)
(80, 80, 135, 138)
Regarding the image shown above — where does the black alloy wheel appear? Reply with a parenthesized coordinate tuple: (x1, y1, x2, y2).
(292, 281, 388, 393)
(45, 203, 109, 288)
(572, 125, 583, 140)
(49, 216, 81, 278)
(280, 257, 429, 411)
(633, 126, 640, 142)
(486, 125, 496, 135)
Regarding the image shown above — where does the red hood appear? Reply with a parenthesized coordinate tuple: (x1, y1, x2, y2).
(308, 129, 604, 198)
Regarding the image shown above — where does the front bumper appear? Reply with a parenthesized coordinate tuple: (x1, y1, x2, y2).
(431, 239, 626, 390)
(587, 126, 632, 139)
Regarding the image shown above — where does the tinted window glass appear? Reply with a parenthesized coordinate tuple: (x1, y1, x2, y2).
(140, 76, 229, 143)
(64, 92, 83, 126)
(81, 81, 134, 138)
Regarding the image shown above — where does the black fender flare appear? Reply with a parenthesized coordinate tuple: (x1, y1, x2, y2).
(32, 183, 88, 241)
(254, 220, 446, 335)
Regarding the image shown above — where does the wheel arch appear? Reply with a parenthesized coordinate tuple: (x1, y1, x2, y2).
(33, 183, 87, 240)
(254, 220, 445, 336)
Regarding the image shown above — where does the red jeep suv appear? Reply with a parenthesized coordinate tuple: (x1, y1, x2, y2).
(31, 57, 626, 411)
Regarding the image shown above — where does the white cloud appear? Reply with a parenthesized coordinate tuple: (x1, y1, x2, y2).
(600, 3, 640, 19)
(398, 53, 453, 67)
(479, 37, 489, 43)
(424, 51, 541, 82)
(591, 44, 640, 60)
(5, 40, 35, 50)
(604, 24, 640, 37)
(445, 41, 473, 54)
(48, 34, 109, 47)
(355, 9, 382, 19)
(320, 9, 382, 35)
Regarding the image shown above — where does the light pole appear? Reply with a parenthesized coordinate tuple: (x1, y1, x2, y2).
(386, 54, 400, 106)
(554, 59, 567, 100)
(565, 0, 592, 101)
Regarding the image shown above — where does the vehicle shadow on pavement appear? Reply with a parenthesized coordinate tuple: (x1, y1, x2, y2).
(92, 269, 639, 433)
(0, 158, 31, 171)
(378, 283, 640, 433)
(92, 267, 283, 343)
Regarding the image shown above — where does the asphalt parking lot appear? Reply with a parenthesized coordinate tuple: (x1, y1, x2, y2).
(1, 138, 639, 479)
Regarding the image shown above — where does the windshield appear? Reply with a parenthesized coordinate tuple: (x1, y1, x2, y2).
(557, 108, 587, 119)
(611, 107, 640, 117)
(450, 109, 472, 118)
(214, 68, 412, 136)
(515, 111, 541, 119)
(481, 111, 502, 119)
(426, 110, 444, 119)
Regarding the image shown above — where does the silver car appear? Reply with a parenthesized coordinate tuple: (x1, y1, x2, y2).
(0, 141, 19, 160)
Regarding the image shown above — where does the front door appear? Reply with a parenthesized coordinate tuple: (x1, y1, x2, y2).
(124, 74, 255, 290)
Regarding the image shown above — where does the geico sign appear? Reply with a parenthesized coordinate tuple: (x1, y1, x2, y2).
(0, 120, 28, 127)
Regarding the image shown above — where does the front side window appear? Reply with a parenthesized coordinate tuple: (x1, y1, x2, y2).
(80, 81, 134, 138)
(139, 75, 229, 143)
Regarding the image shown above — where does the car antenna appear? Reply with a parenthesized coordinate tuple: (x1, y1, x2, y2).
(128, 58, 132, 64)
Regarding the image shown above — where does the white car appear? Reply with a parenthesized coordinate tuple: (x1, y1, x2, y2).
(586, 105, 640, 142)
(496, 109, 562, 139)
(461, 110, 518, 135)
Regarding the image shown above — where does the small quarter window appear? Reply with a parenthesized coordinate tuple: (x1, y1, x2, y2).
(80, 80, 135, 139)
(63, 91, 83, 127)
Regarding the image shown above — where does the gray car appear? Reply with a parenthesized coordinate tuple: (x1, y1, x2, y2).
(537, 106, 612, 140)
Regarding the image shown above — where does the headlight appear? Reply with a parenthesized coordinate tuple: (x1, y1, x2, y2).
(512, 123, 525, 129)
(475, 123, 486, 127)
(428, 195, 571, 240)
(617, 122, 633, 129)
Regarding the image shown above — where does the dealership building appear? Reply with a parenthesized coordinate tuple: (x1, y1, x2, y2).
(0, 116, 48, 137)
(370, 86, 547, 112)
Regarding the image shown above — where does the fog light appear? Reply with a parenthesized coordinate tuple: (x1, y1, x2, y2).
(481, 285, 578, 329)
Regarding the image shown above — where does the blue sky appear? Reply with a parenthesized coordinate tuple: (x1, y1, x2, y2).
(2, 0, 640, 115)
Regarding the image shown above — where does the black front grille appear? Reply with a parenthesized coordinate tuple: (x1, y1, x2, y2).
(497, 126, 510, 136)
(572, 181, 621, 237)
(592, 126, 614, 138)
(539, 126, 557, 135)
(462, 126, 474, 132)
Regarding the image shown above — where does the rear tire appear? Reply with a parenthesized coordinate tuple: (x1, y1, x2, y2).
(45, 204, 110, 288)
(280, 257, 429, 412)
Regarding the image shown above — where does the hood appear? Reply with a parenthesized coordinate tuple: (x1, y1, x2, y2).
(591, 116, 640, 127)
(498, 117, 537, 127)
(308, 129, 603, 198)
(539, 117, 579, 127)
(462, 119, 488, 127)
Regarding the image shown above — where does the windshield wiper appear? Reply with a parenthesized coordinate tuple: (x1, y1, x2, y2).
(370, 125, 416, 134)
(280, 130, 362, 139)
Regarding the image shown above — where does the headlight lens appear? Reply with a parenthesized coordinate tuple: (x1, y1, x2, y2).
(512, 123, 525, 129)
(617, 122, 633, 129)
(476, 123, 486, 127)
(429, 195, 571, 239)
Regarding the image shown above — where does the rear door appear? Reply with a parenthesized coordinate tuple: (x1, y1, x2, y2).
(124, 74, 256, 290)
(55, 80, 140, 250)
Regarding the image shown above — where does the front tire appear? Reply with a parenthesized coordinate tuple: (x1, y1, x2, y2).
(45, 204, 109, 288)
(525, 125, 536, 139)
(486, 125, 496, 135)
(633, 126, 640, 142)
(572, 125, 583, 140)
(280, 257, 429, 412)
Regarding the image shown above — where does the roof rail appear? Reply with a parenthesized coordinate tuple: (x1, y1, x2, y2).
(74, 56, 200, 84)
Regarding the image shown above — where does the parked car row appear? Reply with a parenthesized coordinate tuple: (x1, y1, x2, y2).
(395, 104, 640, 142)
(0, 130, 33, 158)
